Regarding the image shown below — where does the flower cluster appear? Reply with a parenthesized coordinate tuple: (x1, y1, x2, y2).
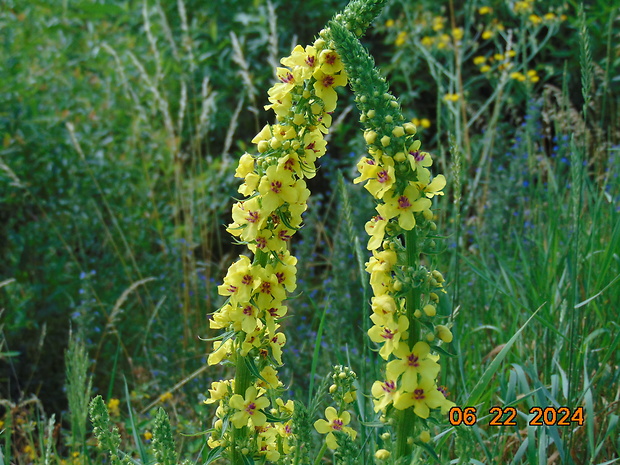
(314, 366, 358, 449)
(205, 32, 348, 463)
(331, 21, 455, 432)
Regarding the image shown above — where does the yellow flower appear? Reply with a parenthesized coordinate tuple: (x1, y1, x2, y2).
(318, 49, 344, 75)
(280, 45, 318, 80)
(228, 197, 267, 242)
(217, 255, 259, 303)
(420, 118, 431, 128)
(493, 53, 504, 61)
(527, 69, 540, 82)
(432, 16, 445, 31)
(107, 398, 120, 417)
(368, 314, 409, 359)
(159, 391, 173, 403)
(514, 1, 532, 13)
(205, 380, 230, 404)
(393, 377, 450, 418)
(452, 27, 463, 41)
(481, 29, 493, 40)
(268, 67, 302, 101)
(478, 6, 493, 15)
(364, 214, 388, 250)
(229, 386, 270, 428)
(421, 36, 434, 47)
(314, 407, 357, 449)
(473, 56, 486, 66)
(529, 14, 542, 25)
(385, 19, 395, 28)
(443, 93, 460, 102)
(395, 31, 407, 47)
(480, 65, 491, 73)
(416, 174, 446, 198)
(544, 12, 556, 21)
(144, 431, 153, 441)
(257, 165, 299, 214)
(371, 378, 398, 412)
(312, 69, 347, 112)
(386, 341, 441, 391)
(510, 71, 526, 82)
(377, 184, 432, 230)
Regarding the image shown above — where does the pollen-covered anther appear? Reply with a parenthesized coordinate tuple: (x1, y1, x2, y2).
(397, 196, 411, 209)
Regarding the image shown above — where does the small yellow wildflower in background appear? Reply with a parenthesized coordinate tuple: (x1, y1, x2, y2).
(395, 31, 407, 47)
(432, 16, 445, 31)
(443, 93, 460, 102)
(529, 14, 542, 25)
(419, 430, 431, 443)
(107, 398, 120, 417)
(452, 27, 463, 41)
(510, 71, 526, 82)
(473, 56, 486, 66)
(385, 19, 395, 27)
(412, 117, 431, 129)
(437, 34, 451, 49)
(493, 53, 504, 61)
(514, 1, 533, 13)
(544, 12, 556, 21)
(23, 445, 36, 460)
(159, 391, 173, 403)
(482, 29, 493, 40)
(507, 50, 517, 58)
(144, 431, 153, 441)
(480, 64, 491, 73)
(527, 69, 540, 82)
(421, 36, 434, 47)
(478, 6, 493, 15)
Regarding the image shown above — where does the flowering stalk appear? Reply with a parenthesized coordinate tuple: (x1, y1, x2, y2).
(204, 1, 387, 463)
(330, 21, 455, 459)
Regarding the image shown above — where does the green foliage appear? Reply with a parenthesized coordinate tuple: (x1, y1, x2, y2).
(64, 336, 92, 453)
(152, 407, 178, 465)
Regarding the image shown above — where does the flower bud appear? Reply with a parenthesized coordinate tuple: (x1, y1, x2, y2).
(367, 109, 376, 119)
(381, 432, 391, 440)
(392, 126, 405, 137)
(419, 431, 431, 443)
(375, 449, 391, 459)
(364, 130, 378, 145)
(329, 384, 337, 393)
(436, 325, 453, 343)
(380, 136, 391, 147)
(423, 304, 436, 317)
(403, 122, 417, 134)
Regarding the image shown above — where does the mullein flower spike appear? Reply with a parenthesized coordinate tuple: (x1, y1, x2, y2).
(205, 1, 387, 462)
(330, 20, 454, 451)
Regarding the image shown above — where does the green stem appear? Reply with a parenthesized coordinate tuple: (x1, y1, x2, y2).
(312, 443, 328, 465)
(395, 227, 421, 459)
(231, 341, 252, 465)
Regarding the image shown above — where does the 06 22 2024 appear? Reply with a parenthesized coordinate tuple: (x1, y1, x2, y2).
(448, 406, 585, 426)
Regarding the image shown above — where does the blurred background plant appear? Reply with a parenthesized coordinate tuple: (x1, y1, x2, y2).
(0, 0, 618, 463)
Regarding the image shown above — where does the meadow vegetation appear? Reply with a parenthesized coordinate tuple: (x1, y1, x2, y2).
(0, 0, 618, 463)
